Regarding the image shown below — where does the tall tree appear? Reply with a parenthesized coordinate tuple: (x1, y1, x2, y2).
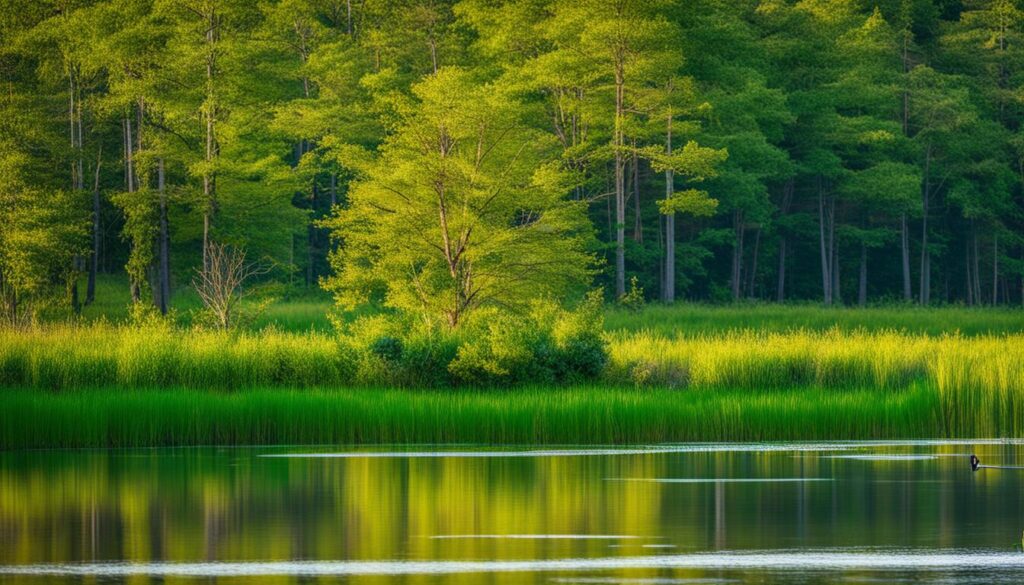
(321, 69, 594, 327)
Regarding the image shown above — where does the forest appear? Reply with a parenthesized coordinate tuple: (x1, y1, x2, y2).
(3, 0, 1024, 328)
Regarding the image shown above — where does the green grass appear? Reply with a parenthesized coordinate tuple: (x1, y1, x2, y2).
(4, 324, 1022, 397)
(80, 274, 1023, 336)
(605, 303, 1024, 336)
(78, 274, 334, 332)
(7, 299, 1023, 448)
(0, 385, 951, 449)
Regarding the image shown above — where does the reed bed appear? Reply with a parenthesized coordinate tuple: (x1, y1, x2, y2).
(0, 385, 942, 449)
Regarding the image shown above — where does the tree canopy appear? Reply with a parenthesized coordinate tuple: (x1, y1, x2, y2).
(2, 0, 1024, 325)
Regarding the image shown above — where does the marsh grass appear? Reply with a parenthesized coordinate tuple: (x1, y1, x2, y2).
(0, 385, 945, 449)
(4, 323, 1020, 395)
(606, 304, 1024, 336)
(606, 329, 1021, 390)
(0, 324, 352, 390)
(4, 303, 1022, 447)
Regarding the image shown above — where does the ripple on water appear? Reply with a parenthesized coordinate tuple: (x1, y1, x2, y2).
(430, 535, 644, 540)
(4, 550, 1024, 577)
(606, 478, 832, 483)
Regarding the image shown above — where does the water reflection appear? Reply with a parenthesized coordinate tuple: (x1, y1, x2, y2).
(1, 442, 1024, 584)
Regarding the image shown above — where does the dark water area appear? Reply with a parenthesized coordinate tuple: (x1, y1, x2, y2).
(3, 441, 1024, 584)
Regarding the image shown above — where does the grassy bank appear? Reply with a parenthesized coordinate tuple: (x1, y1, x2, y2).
(3, 304, 1021, 447)
(1, 385, 950, 449)
(3, 324, 1021, 394)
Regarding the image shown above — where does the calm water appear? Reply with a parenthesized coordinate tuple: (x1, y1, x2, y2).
(4, 441, 1024, 584)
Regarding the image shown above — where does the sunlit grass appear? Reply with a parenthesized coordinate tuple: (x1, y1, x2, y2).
(605, 303, 1024, 336)
(0, 385, 945, 449)
(4, 323, 1020, 395)
(6, 301, 1023, 446)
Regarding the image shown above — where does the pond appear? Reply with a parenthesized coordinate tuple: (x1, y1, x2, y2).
(3, 440, 1024, 584)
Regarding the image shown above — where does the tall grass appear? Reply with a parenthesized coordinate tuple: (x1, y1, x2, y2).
(0, 385, 944, 449)
(0, 324, 351, 390)
(607, 329, 1020, 390)
(3, 307, 1022, 447)
(606, 304, 1024, 336)
(4, 323, 1020, 396)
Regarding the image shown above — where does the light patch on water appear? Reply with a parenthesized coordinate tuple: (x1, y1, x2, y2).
(607, 478, 832, 484)
(431, 535, 643, 540)
(821, 455, 937, 461)
(261, 448, 698, 459)
(5, 550, 1024, 576)
(259, 439, 1024, 460)
(551, 579, 735, 584)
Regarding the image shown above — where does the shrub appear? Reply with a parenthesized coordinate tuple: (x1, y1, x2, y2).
(448, 294, 608, 386)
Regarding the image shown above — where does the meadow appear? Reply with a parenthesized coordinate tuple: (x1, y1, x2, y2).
(2, 295, 1022, 447)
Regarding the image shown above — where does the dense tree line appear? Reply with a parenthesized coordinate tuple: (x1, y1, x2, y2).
(2, 0, 1023, 326)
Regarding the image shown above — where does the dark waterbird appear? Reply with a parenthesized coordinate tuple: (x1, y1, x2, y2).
(970, 454, 1024, 472)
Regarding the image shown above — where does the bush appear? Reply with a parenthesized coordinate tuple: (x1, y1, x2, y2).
(448, 293, 608, 387)
(337, 294, 609, 388)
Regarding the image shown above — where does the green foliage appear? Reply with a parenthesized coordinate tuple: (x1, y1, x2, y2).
(657, 189, 719, 216)
(618, 276, 645, 310)
(449, 295, 607, 386)
(110, 188, 159, 299)
(322, 68, 595, 327)
(6, 0, 1024, 329)
(0, 146, 89, 325)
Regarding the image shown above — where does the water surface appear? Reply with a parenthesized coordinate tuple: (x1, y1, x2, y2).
(3, 440, 1024, 584)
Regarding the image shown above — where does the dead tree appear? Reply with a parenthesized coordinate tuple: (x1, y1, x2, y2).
(192, 243, 266, 330)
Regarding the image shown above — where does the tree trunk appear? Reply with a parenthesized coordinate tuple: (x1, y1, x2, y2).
(86, 150, 102, 305)
(776, 237, 787, 303)
(632, 143, 642, 242)
(858, 243, 867, 307)
(663, 114, 675, 303)
(307, 181, 316, 286)
(973, 227, 981, 305)
(832, 226, 840, 305)
(157, 158, 170, 315)
(775, 179, 793, 303)
(992, 233, 999, 305)
(965, 239, 973, 306)
(68, 67, 83, 315)
(124, 110, 140, 304)
(818, 179, 832, 305)
(747, 227, 761, 298)
(731, 210, 744, 301)
(918, 150, 931, 305)
(900, 213, 911, 301)
(613, 61, 626, 298)
(202, 7, 218, 271)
